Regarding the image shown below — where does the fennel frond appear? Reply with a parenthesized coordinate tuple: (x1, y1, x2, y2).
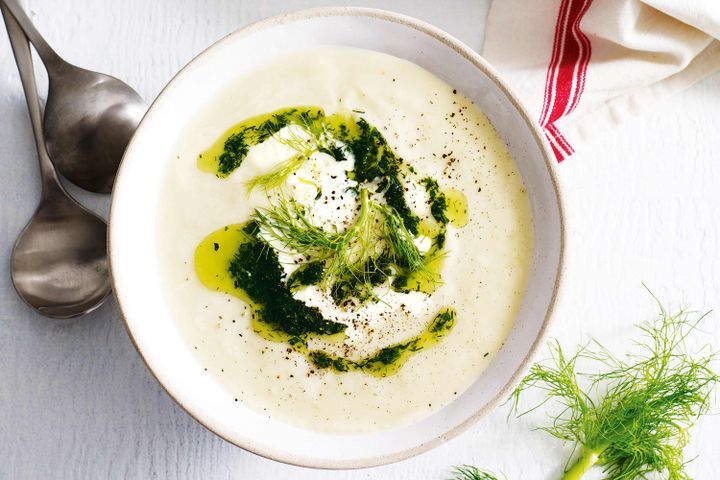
(254, 188, 437, 304)
(510, 303, 719, 480)
(450, 465, 499, 480)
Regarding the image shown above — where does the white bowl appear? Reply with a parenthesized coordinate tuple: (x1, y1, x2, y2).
(109, 7, 564, 469)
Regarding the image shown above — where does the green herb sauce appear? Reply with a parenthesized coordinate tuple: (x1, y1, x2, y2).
(305, 308, 456, 377)
(199, 106, 420, 234)
(195, 222, 456, 376)
(346, 119, 420, 235)
(422, 177, 449, 225)
(198, 107, 326, 177)
(195, 222, 345, 338)
(419, 177, 468, 249)
(286, 261, 324, 290)
(193, 106, 470, 376)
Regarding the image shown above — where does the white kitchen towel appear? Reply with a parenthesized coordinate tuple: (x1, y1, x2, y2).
(483, 0, 720, 161)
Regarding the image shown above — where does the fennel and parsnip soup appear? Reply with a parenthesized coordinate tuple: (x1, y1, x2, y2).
(157, 47, 532, 433)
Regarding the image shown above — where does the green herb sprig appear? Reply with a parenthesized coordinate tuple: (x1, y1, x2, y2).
(514, 303, 717, 480)
(453, 301, 718, 480)
(450, 465, 499, 480)
(246, 153, 310, 192)
(254, 188, 438, 304)
(246, 111, 336, 192)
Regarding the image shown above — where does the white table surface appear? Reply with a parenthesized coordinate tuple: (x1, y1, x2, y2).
(2, 1, 719, 479)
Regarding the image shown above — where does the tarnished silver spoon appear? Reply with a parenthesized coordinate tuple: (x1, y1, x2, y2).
(1, 0, 144, 193)
(2, 5, 111, 318)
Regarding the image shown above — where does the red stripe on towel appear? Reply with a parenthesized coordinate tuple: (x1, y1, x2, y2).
(539, 0, 594, 161)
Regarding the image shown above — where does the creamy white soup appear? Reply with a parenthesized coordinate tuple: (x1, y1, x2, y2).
(157, 47, 533, 433)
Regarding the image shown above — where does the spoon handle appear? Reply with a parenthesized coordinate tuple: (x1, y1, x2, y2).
(1, 3, 61, 193)
(0, 0, 65, 72)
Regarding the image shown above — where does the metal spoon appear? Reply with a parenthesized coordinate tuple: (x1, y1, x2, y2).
(3, 5, 111, 318)
(1, 0, 144, 193)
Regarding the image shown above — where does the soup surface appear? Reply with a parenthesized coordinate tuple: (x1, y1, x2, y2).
(157, 47, 533, 433)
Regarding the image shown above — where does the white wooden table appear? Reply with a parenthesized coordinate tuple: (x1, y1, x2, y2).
(2, 1, 719, 478)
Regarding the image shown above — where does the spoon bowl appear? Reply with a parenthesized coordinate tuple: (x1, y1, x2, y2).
(12, 185, 110, 318)
(1, 0, 145, 193)
(44, 64, 144, 193)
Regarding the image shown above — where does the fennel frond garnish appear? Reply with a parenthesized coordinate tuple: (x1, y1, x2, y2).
(246, 153, 311, 192)
(254, 188, 439, 304)
(247, 113, 338, 192)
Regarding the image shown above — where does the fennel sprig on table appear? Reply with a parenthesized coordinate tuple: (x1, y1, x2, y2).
(452, 302, 718, 480)
(518, 305, 719, 480)
(450, 465, 500, 480)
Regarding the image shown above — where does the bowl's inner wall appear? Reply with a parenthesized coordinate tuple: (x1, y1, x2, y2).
(110, 10, 561, 467)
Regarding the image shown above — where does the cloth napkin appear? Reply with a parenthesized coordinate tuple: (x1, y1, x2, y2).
(483, 0, 720, 161)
